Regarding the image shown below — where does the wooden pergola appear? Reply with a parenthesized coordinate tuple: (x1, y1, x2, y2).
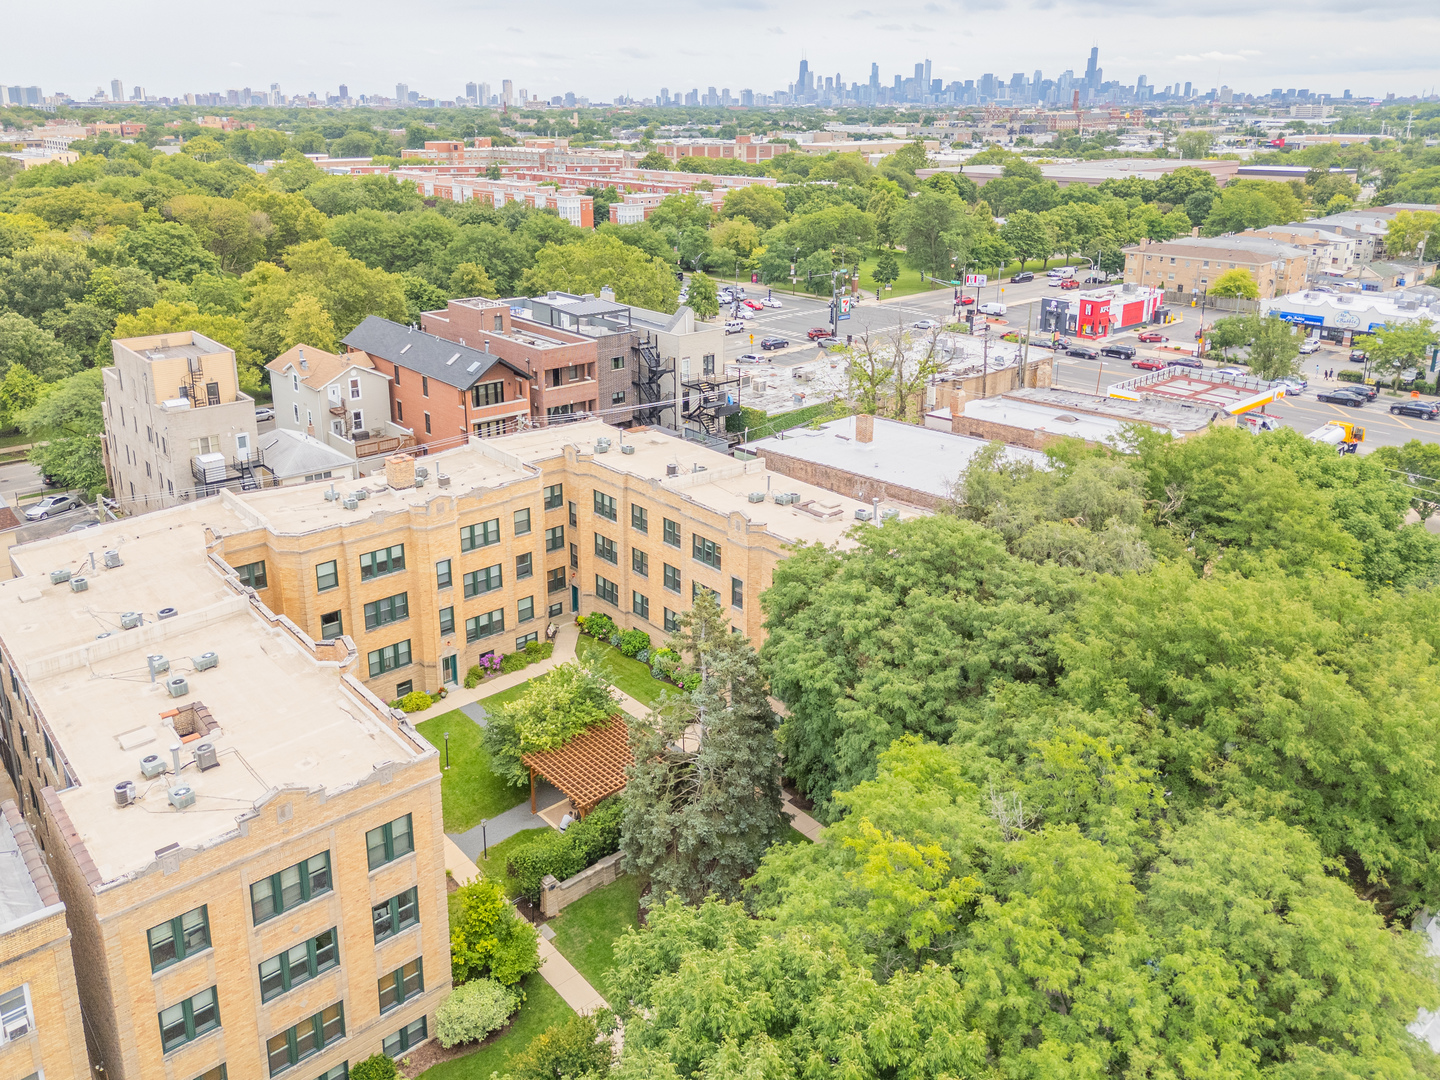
(521, 716, 633, 818)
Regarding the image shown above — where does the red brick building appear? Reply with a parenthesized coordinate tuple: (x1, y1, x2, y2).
(342, 317, 531, 450)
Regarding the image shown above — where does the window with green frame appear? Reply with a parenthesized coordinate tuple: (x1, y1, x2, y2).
(147, 905, 210, 972)
(250, 852, 332, 925)
(363, 592, 409, 631)
(595, 575, 618, 605)
(593, 490, 617, 521)
(692, 533, 722, 570)
(631, 503, 648, 533)
(265, 1002, 344, 1076)
(460, 519, 500, 551)
(359, 545, 404, 581)
(236, 560, 267, 589)
(439, 606, 455, 635)
(662, 518, 680, 547)
(158, 986, 219, 1053)
(366, 815, 414, 870)
(259, 929, 338, 1002)
(543, 483, 563, 510)
(378, 957, 424, 1014)
(190, 1066, 227, 1080)
(382, 1016, 427, 1057)
(372, 887, 419, 943)
(315, 560, 338, 592)
(463, 564, 503, 598)
(315, 1066, 347, 1080)
(545, 524, 565, 552)
(594, 533, 617, 564)
(367, 640, 412, 678)
(466, 609, 504, 642)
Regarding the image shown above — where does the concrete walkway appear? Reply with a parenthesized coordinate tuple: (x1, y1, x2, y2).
(450, 775, 564, 863)
(782, 793, 824, 842)
(537, 936, 609, 1014)
(411, 623, 581, 724)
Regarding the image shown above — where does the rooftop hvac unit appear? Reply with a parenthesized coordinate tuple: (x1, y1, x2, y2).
(415, 466, 429, 480)
(437, 474, 450, 489)
(324, 487, 340, 502)
(166, 676, 189, 699)
(621, 444, 635, 455)
(772, 492, 791, 505)
(881, 508, 900, 521)
(49, 569, 71, 585)
(195, 452, 226, 483)
(666, 464, 678, 477)
(103, 550, 123, 568)
(167, 785, 195, 810)
(748, 492, 765, 503)
(139, 754, 166, 779)
(70, 577, 88, 593)
(193, 743, 219, 770)
(787, 491, 798, 502)
(158, 607, 178, 620)
(854, 507, 874, 521)
(192, 651, 219, 671)
(146, 654, 169, 678)
(342, 496, 359, 510)
(114, 781, 136, 808)
(120, 612, 142, 630)
(354, 488, 369, 501)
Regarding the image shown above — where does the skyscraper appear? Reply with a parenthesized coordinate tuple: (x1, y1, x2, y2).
(465, 81, 477, 102)
(923, 59, 932, 96)
(502, 79, 513, 106)
(338, 83, 348, 100)
(797, 58, 810, 98)
(110, 78, 123, 102)
(395, 82, 409, 104)
(1084, 47, 1099, 89)
(869, 63, 880, 92)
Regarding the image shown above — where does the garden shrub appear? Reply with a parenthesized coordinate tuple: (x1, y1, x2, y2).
(464, 665, 483, 689)
(436, 978, 519, 1047)
(635, 648, 650, 665)
(524, 638, 547, 658)
(449, 878, 540, 986)
(396, 690, 432, 713)
(609, 632, 622, 647)
(503, 1013, 613, 1080)
(349, 1055, 398, 1080)
(482, 663, 616, 784)
(505, 798, 624, 902)
(1337, 369, 1364, 383)
(618, 629, 651, 657)
(579, 612, 617, 640)
(500, 652, 529, 674)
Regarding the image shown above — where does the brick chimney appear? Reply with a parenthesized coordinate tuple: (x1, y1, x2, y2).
(855, 414, 875, 443)
(384, 454, 416, 490)
(949, 388, 968, 435)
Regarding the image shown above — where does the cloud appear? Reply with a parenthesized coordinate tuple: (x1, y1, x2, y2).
(767, 25, 784, 33)
(618, 46, 650, 59)
(1172, 49, 1261, 62)
(908, 22, 935, 30)
(849, 7, 877, 15)
(505, 25, 522, 32)
(879, 22, 902, 29)
(923, 2, 946, 10)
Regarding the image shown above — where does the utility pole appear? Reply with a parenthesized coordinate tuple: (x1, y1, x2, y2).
(981, 325, 990, 398)
(1020, 301, 1034, 387)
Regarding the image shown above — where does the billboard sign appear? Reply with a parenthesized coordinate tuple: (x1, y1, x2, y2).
(965, 274, 988, 287)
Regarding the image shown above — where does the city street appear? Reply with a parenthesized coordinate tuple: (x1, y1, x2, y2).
(712, 275, 1440, 455)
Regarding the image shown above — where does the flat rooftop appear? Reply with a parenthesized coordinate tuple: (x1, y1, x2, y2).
(0, 814, 46, 928)
(1106, 370, 1283, 415)
(490, 421, 909, 544)
(995, 387, 1214, 434)
(2, 504, 427, 885)
(957, 397, 1142, 444)
(751, 415, 1047, 499)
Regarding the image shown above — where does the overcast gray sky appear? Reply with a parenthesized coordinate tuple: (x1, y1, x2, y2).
(8, 0, 1437, 103)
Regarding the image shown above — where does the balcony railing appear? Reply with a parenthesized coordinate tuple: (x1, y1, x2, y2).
(353, 431, 417, 458)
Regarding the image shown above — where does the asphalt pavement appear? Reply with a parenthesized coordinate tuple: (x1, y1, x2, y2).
(709, 274, 1440, 455)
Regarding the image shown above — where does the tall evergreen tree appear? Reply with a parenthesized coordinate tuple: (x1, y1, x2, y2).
(621, 590, 786, 904)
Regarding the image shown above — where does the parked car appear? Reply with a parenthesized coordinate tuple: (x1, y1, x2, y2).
(724, 321, 745, 335)
(1391, 399, 1440, 419)
(760, 336, 789, 350)
(254, 406, 276, 422)
(957, 295, 976, 306)
(1059, 278, 1080, 290)
(1215, 366, 1247, 377)
(1402, 367, 1420, 383)
(66, 520, 100, 532)
(1067, 345, 1099, 359)
(1137, 331, 1168, 343)
(979, 302, 1006, 316)
(25, 493, 83, 521)
(1168, 355, 1204, 369)
(1317, 387, 1367, 407)
(806, 327, 831, 340)
(912, 319, 939, 330)
(1345, 383, 1379, 401)
(1299, 339, 1321, 354)
(761, 296, 783, 308)
(1349, 349, 1368, 363)
(1131, 358, 1169, 371)
(736, 353, 767, 364)
(1277, 376, 1308, 393)
(816, 336, 846, 350)
(1011, 271, 1034, 283)
(1100, 344, 1136, 360)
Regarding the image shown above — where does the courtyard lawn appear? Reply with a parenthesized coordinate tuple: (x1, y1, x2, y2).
(415, 970, 572, 1080)
(472, 826, 551, 899)
(782, 825, 813, 845)
(415, 711, 527, 834)
(548, 875, 643, 992)
(576, 636, 670, 710)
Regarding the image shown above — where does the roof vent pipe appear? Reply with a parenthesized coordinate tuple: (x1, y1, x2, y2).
(170, 743, 182, 776)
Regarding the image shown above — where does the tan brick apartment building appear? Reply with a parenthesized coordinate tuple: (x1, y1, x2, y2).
(0, 511, 449, 1079)
(208, 421, 896, 702)
(0, 800, 88, 1080)
(1123, 235, 1310, 299)
(343, 318, 532, 451)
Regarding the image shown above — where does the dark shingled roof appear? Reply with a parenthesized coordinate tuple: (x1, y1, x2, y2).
(343, 316, 527, 390)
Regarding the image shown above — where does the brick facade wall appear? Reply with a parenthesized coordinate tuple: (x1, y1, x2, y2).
(752, 447, 940, 510)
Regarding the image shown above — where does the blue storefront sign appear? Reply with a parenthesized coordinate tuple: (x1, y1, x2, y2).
(1275, 311, 1324, 326)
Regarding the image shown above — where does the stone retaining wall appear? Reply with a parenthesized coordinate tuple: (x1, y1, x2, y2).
(540, 850, 626, 918)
